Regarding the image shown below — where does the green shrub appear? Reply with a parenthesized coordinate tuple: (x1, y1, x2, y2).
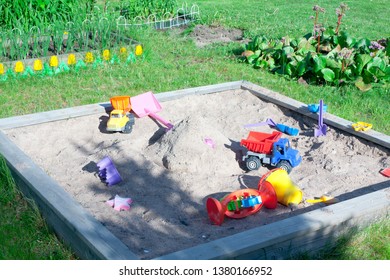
(241, 3, 389, 91)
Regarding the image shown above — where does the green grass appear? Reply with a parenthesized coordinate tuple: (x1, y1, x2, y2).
(296, 217, 390, 260)
(0, 0, 389, 259)
(323, 218, 390, 260)
(0, 156, 75, 259)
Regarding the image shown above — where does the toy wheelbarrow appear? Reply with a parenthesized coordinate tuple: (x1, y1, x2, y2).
(131, 91, 174, 130)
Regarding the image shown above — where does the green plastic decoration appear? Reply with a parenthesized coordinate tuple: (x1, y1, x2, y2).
(75, 60, 87, 72)
(22, 66, 35, 78)
(6, 68, 15, 78)
(110, 54, 120, 64)
(92, 57, 103, 69)
(58, 61, 70, 73)
(43, 63, 54, 76)
(126, 52, 136, 64)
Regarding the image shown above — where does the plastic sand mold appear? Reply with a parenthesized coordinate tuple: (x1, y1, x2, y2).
(308, 103, 328, 113)
(97, 156, 122, 186)
(106, 195, 132, 211)
(352, 122, 372, 132)
(204, 137, 216, 148)
(380, 168, 390, 178)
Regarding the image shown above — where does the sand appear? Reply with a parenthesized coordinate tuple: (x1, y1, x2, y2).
(4, 89, 389, 259)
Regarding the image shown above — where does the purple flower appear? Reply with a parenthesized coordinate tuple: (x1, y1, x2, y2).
(338, 48, 353, 60)
(313, 5, 325, 12)
(369, 41, 385, 50)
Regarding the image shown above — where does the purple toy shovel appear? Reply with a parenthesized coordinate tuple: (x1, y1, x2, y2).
(314, 99, 327, 137)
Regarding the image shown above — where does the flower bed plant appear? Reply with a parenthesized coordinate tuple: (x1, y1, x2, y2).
(241, 3, 389, 91)
(0, 44, 144, 81)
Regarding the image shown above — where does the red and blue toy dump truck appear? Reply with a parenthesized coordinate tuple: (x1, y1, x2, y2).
(240, 131, 301, 173)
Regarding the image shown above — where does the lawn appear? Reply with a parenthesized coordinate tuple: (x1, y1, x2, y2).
(0, 0, 389, 259)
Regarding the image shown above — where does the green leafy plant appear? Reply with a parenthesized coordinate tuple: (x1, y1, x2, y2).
(241, 3, 389, 91)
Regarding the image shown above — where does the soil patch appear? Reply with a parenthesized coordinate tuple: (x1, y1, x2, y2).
(5, 89, 389, 259)
(187, 24, 246, 47)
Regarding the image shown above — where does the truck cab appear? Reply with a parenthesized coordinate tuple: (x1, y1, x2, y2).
(270, 138, 302, 173)
(106, 96, 135, 134)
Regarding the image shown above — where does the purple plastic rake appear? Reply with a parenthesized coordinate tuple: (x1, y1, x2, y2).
(244, 118, 299, 136)
(244, 118, 277, 128)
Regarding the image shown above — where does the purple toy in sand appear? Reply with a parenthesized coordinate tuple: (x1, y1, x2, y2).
(244, 118, 299, 136)
(97, 156, 122, 186)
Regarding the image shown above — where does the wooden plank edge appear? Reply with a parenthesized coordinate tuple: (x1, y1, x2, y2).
(155, 187, 390, 260)
(241, 81, 390, 149)
(0, 103, 110, 130)
(0, 81, 243, 130)
(0, 131, 139, 260)
(154, 80, 243, 102)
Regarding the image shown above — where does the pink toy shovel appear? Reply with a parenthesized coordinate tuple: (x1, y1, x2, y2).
(131, 92, 174, 130)
(314, 99, 327, 137)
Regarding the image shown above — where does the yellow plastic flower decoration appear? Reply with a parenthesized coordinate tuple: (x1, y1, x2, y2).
(85, 52, 94, 63)
(102, 49, 111, 61)
(0, 63, 4, 75)
(49, 56, 59, 67)
(67, 54, 76, 65)
(135, 45, 143, 56)
(14, 61, 24, 73)
(33, 59, 43, 71)
(120, 47, 127, 55)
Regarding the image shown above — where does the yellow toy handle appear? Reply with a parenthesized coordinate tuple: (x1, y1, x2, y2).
(306, 195, 338, 204)
(306, 198, 323, 204)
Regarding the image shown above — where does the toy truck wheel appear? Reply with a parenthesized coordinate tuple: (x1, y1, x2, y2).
(246, 156, 261, 171)
(276, 160, 292, 174)
(123, 122, 132, 134)
(123, 114, 135, 134)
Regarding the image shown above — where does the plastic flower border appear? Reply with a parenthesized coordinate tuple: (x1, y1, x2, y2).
(0, 45, 145, 81)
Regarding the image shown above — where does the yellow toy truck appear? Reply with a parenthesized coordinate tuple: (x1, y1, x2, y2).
(106, 96, 135, 134)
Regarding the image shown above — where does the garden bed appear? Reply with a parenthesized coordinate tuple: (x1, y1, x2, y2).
(0, 81, 389, 260)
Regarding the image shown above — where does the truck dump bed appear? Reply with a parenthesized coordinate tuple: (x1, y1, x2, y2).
(240, 131, 282, 153)
(110, 96, 131, 113)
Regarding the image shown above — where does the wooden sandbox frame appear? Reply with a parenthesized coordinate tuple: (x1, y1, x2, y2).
(0, 81, 389, 260)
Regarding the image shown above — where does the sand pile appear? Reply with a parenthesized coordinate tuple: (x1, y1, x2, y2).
(145, 116, 240, 175)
